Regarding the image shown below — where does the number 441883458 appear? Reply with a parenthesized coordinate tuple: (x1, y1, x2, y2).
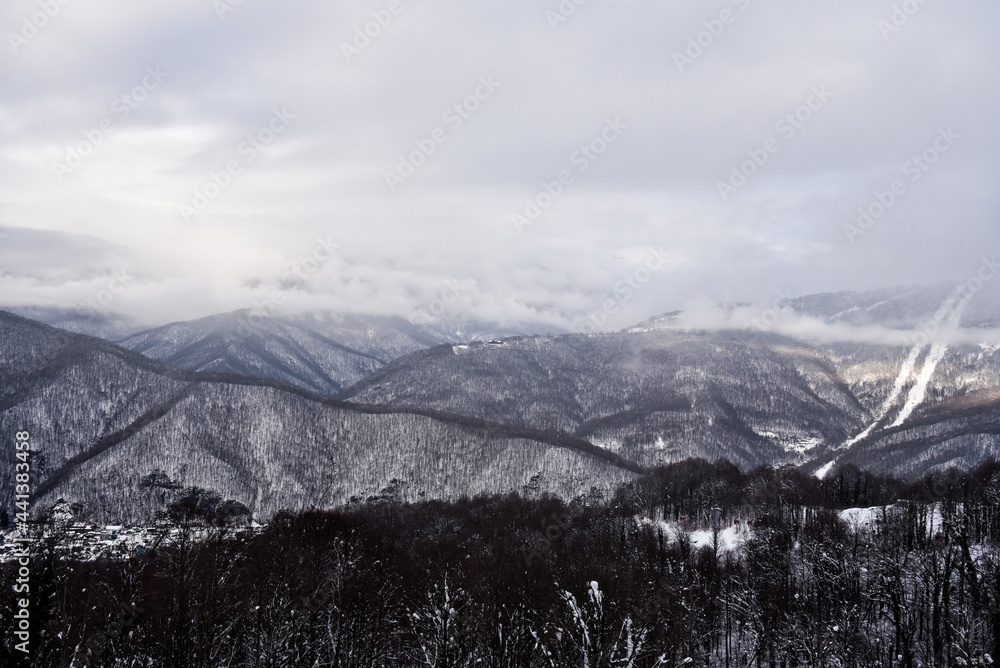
(14, 431, 31, 523)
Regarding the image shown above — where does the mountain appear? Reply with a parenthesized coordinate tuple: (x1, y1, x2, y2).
(340, 283, 1000, 479)
(339, 331, 857, 470)
(786, 282, 1000, 330)
(88, 309, 566, 396)
(0, 311, 633, 524)
(339, 331, 998, 476)
(2, 284, 998, 524)
(0, 305, 143, 340)
(114, 311, 439, 395)
(632, 282, 1000, 333)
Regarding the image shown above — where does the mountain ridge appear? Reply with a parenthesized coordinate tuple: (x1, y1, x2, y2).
(3, 283, 999, 523)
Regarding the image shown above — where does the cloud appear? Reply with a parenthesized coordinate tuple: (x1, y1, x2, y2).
(0, 224, 134, 278)
(656, 283, 1000, 347)
(1, 0, 998, 329)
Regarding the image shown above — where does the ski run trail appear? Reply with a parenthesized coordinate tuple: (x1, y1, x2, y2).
(891, 294, 970, 427)
(818, 290, 971, 478)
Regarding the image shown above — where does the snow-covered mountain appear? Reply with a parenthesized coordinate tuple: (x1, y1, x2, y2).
(787, 282, 1000, 330)
(10, 307, 566, 395)
(340, 329, 1000, 478)
(0, 305, 143, 340)
(632, 282, 1000, 333)
(2, 284, 998, 524)
(0, 311, 633, 523)
(115, 311, 438, 395)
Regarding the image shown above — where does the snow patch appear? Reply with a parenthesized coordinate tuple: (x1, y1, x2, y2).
(593, 438, 622, 453)
(756, 430, 822, 454)
(829, 306, 860, 320)
(838, 506, 885, 530)
(786, 437, 821, 454)
(814, 461, 836, 479)
(690, 525, 749, 553)
(637, 518, 750, 554)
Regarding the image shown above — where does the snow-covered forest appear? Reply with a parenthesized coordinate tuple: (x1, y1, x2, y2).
(4, 459, 1000, 667)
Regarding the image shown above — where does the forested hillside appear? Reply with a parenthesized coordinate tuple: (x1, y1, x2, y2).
(0, 311, 633, 524)
(344, 330, 1000, 477)
(4, 460, 1000, 667)
(2, 283, 999, 526)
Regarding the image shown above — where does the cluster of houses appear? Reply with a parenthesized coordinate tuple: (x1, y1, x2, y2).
(0, 523, 262, 562)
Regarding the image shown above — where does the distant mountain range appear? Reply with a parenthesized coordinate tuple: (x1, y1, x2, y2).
(1, 305, 143, 340)
(116, 312, 435, 395)
(2, 306, 564, 394)
(2, 283, 998, 524)
(787, 284, 1000, 330)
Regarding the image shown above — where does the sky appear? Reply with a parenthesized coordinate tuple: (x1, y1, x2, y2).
(0, 0, 998, 331)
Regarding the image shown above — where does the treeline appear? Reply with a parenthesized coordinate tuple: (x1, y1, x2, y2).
(617, 458, 1000, 539)
(2, 459, 1000, 666)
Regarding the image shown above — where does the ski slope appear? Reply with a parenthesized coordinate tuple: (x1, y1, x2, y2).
(819, 291, 968, 479)
(891, 294, 971, 427)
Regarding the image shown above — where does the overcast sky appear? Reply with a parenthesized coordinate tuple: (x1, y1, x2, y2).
(1, 0, 997, 329)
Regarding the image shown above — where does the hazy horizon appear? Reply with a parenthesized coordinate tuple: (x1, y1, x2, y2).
(2, 1, 998, 330)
